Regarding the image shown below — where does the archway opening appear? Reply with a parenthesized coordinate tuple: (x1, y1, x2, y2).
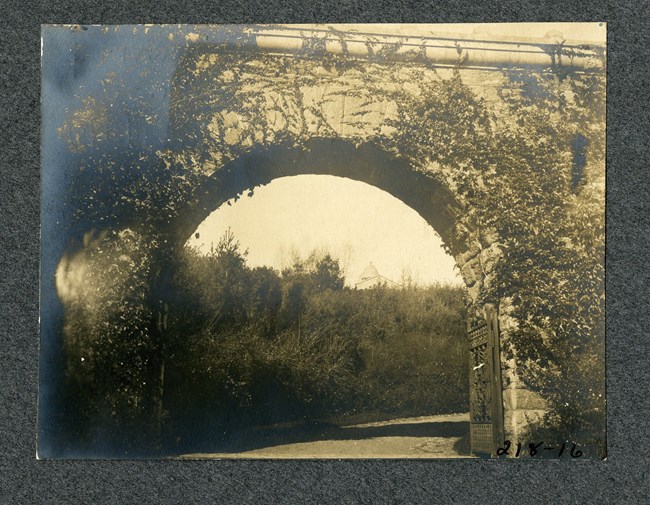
(163, 158, 473, 456)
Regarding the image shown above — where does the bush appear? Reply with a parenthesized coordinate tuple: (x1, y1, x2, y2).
(156, 238, 470, 449)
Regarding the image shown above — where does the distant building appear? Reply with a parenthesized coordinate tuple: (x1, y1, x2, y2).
(354, 262, 401, 289)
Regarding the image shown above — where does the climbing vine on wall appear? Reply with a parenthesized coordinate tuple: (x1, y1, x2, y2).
(483, 69, 605, 455)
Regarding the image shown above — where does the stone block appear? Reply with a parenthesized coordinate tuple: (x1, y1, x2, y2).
(455, 239, 481, 267)
(480, 227, 500, 247)
(466, 284, 480, 303)
(502, 388, 547, 411)
(504, 409, 546, 441)
(460, 257, 482, 286)
(453, 221, 471, 242)
(479, 243, 502, 273)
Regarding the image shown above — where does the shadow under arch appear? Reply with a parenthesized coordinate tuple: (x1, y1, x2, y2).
(167, 138, 464, 261)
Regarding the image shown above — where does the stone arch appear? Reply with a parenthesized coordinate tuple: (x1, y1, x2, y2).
(160, 135, 506, 454)
(167, 137, 495, 303)
(168, 138, 474, 281)
(165, 44, 502, 302)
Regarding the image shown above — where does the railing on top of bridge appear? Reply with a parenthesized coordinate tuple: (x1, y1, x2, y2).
(235, 25, 605, 73)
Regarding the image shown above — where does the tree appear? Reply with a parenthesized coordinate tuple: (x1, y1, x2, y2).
(58, 228, 160, 451)
(282, 251, 345, 293)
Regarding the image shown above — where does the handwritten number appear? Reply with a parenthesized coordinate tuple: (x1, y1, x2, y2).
(570, 444, 583, 458)
(496, 440, 510, 456)
(495, 440, 581, 458)
(528, 442, 543, 457)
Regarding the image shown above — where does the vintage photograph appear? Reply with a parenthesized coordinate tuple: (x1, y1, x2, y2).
(39, 23, 606, 459)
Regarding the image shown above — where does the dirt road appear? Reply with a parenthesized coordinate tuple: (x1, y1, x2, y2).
(181, 413, 471, 459)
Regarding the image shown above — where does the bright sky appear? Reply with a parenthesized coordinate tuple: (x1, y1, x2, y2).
(186, 175, 463, 287)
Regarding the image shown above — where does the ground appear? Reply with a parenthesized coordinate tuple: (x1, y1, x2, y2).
(180, 413, 472, 459)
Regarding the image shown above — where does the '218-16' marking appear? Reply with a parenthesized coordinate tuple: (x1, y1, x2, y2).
(496, 441, 583, 458)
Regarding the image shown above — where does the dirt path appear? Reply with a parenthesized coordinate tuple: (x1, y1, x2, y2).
(181, 413, 471, 459)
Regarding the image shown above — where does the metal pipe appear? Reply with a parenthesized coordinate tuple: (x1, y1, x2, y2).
(247, 27, 605, 72)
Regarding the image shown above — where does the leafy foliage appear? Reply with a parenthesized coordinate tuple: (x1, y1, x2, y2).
(481, 70, 605, 456)
(159, 240, 468, 451)
(58, 228, 160, 451)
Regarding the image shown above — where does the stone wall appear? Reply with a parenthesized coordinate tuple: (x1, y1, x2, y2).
(498, 305, 547, 442)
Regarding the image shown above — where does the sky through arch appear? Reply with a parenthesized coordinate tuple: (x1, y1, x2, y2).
(186, 174, 463, 287)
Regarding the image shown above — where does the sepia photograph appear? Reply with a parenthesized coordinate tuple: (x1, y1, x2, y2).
(39, 23, 606, 459)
